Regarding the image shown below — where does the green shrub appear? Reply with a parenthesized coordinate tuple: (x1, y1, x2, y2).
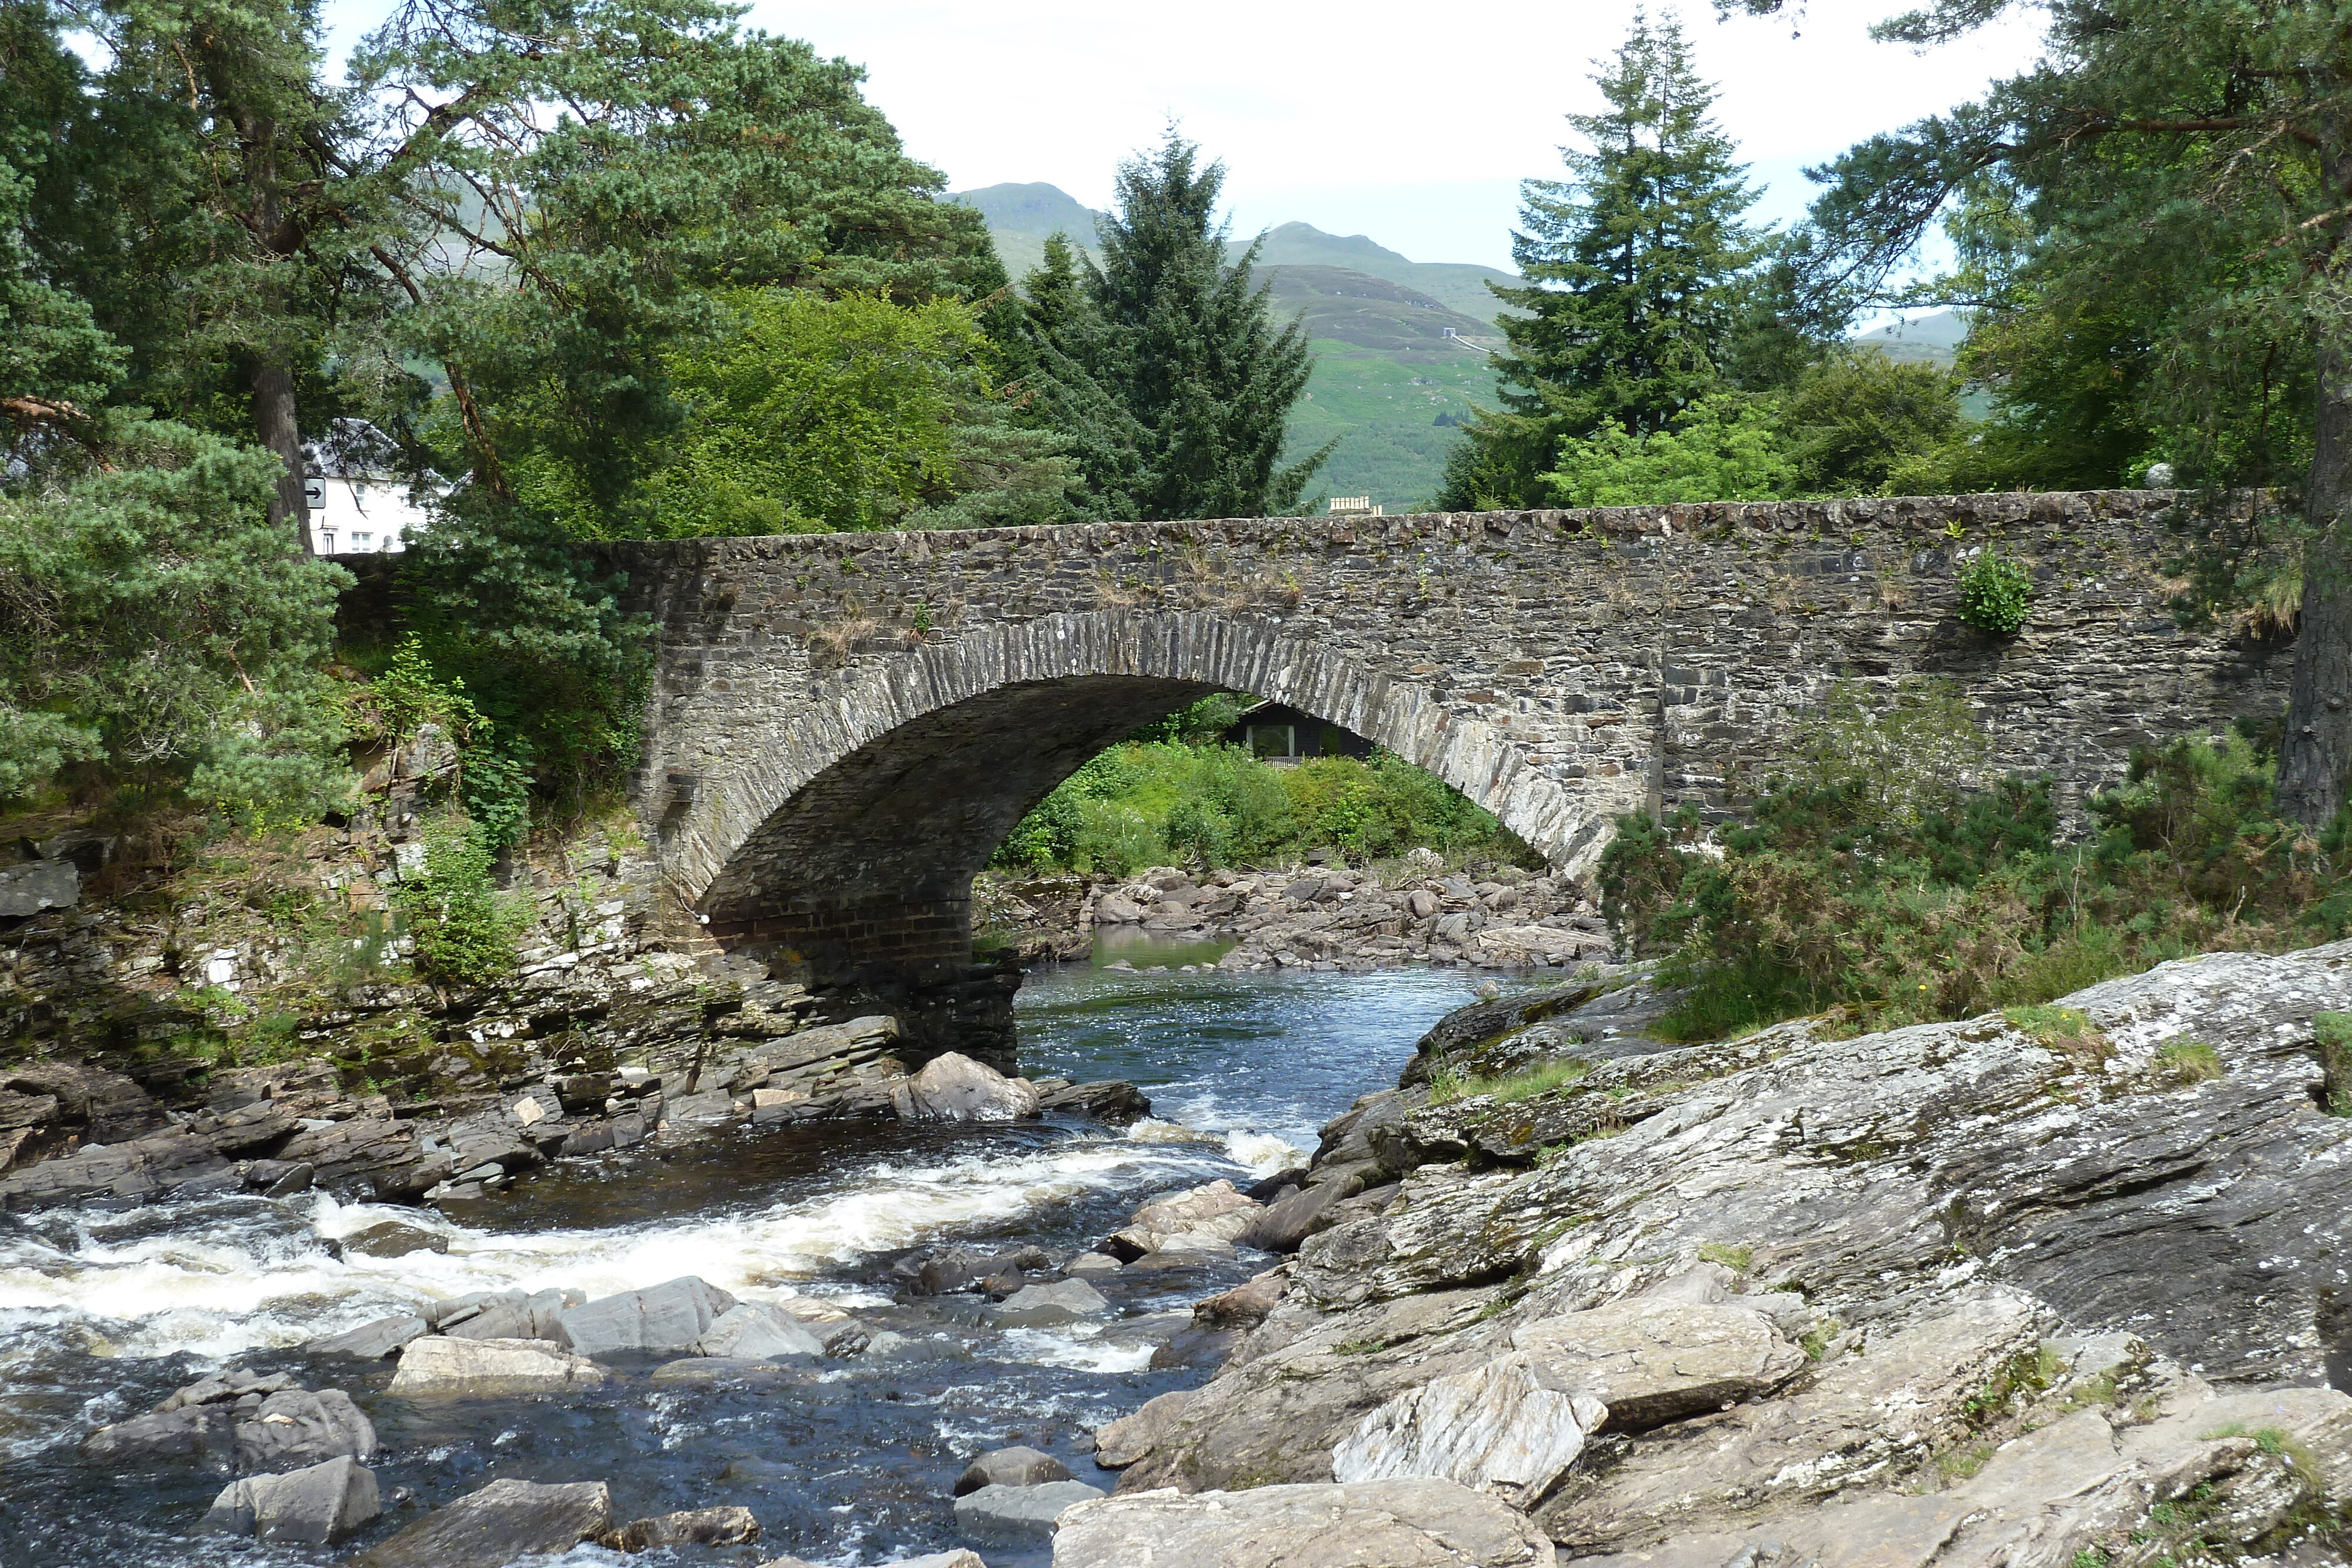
(395, 814, 520, 991)
(1956, 548, 2034, 634)
(2315, 1012, 2352, 1115)
(1602, 720, 2350, 1042)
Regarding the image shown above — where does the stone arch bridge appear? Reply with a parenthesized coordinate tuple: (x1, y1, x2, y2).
(604, 492, 2282, 1055)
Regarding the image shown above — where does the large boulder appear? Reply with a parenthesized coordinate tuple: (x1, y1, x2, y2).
(81, 1405, 237, 1469)
(1104, 1180, 1258, 1261)
(1050, 1477, 1556, 1567)
(359, 1477, 612, 1568)
(892, 1052, 1043, 1124)
(991, 1278, 1109, 1326)
(695, 1302, 826, 1359)
(232, 1388, 377, 1471)
(553, 1276, 736, 1357)
(954, 1478, 1107, 1548)
(441, 1286, 582, 1341)
(387, 1335, 606, 1396)
(205, 1455, 380, 1544)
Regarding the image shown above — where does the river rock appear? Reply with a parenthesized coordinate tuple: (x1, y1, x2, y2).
(954, 1478, 1106, 1547)
(1104, 1180, 1258, 1261)
(1330, 1353, 1605, 1508)
(387, 1335, 606, 1395)
(955, 1445, 1073, 1495)
(1094, 1389, 1194, 1469)
(81, 1404, 238, 1468)
(442, 1286, 584, 1341)
(696, 1302, 827, 1359)
(233, 1388, 377, 1471)
(1050, 1477, 1557, 1567)
(342, 1219, 448, 1258)
(1095, 892, 1145, 924)
(1509, 1296, 1806, 1430)
(600, 1504, 761, 1550)
(759, 1554, 985, 1568)
(891, 1051, 1043, 1123)
(205, 1454, 381, 1543)
(993, 1278, 1109, 1326)
(1037, 1079, 1154, 1124)
(1241, 1181, 1349, 1253)
(554, 1275, 736, 1356)
(156, 1368, 296, 1412)
(359, 1477, 612, 1568)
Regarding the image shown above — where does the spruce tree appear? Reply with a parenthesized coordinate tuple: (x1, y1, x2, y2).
(1015, 133, 1328, 520)
(1440, 12, 1764, 509)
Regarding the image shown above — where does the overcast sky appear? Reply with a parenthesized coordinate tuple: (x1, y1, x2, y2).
(315, 0, 2047, 274)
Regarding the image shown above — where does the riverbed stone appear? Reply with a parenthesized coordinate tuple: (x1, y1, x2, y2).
(1094, 1390, 1194, 1469)
(205, 1454, 381, 1543)
(442, 1286, 583, 1342)
(554, 1275, 737, 1356)
(696, 1302, 827, 1359)
(599, 1504, 761, 1550)
(993, 1278, 1110, 1326)
(1243, 1181, 1350, 1253)
(233, 1388, 377, 1471)
(359, 1477, 612, 1568)
(891, 1051, 1043, 1123)
(81, 1403, 238, 1468)
(1050, 1477, 1556, 1567)
(955, 1445, 1073, 1495)
(954, 1478, 1107, 1547)
(387, 1335, 606, 1395)
(1105, 1179, 1258, 1260)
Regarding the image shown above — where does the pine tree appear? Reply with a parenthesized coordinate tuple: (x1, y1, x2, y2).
(1014, 133, 1328, 521)
(1439, 12, 1765, 509)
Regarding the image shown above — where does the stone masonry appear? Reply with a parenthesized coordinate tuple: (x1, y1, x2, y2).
(599, 492, 2284, 1039)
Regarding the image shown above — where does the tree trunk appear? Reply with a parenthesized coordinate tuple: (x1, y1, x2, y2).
(2277, 333, 2352, 828)
(245, 353, 315, 554)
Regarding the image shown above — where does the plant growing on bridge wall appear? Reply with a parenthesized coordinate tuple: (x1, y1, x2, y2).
(1956, 549, 2032, 635)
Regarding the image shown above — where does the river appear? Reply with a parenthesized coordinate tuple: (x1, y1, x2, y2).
(0, 958, 1494, 1567)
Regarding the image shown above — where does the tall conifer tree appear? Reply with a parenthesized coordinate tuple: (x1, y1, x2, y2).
(1440, 12, 1765, 509)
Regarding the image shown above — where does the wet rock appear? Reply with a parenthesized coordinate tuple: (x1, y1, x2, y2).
(1051, 1477, 1556, 1567)
(81, 1405, 238, 1469)
(156, 1368, 296, 1412)
(554, 1275, 736, 1356)
(953, 1477, 1106, 1547)
(647, 1356, 811, 1387)
(386, 1335, 607, 1396)
(1195, 1269, 1290, 1330)
(955, 1445, 1073, 1495)
(695, 1302, 826, 1359)
(306, 1314, 430, 1360)
(993, 1278, 1110, 1326)
(599, 1504, 761, 1550)
(205, 1454, 380, 1544)
(233, 1388, 377, 1471)
(1036, 1079, 1153, 1125)
(358, 1476, 612, 1568)
(1331, 1354, 1605, 1508)
(1245, 1166, 1311, 1202)
(891, 1051, 1043, 1123)
(760, 1553, 984, 1568)
(442, 1286, 583, 1342)
(1, 1130, 232, 1211)
(342, 1220, 449, 1258)
(897, 1243, 1050, 1296)
(1509, 1296, 1807, 1430)
(242, 1158, 315, 1196)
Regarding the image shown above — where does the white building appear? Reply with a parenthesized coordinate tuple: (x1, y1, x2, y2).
(303, 420, 436, 556)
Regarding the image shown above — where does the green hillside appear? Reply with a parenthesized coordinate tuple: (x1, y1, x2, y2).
(1251, 222, 1522, 325)
(1853, 310, 1967, 367)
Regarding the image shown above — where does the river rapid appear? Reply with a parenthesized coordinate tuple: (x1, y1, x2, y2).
(0, 957, 1494, 1567)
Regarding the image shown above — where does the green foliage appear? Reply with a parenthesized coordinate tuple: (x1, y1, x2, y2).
(1004, 133, 1328, 521)
(1782, 350, 1972, 496)
(1544, 393, 1793, 506)
(642, 289, 1068, 536)
(0, 419, 350, 810)
(1441, 13, 1766, 508)
(1956, 549, 2033, 634)
(990, 738, 1526, 875)
(2154, 1039, 2222, 1082)
(394, 812, 519, 991)
(2314, 1012, 2352, 1116)
(1788, 678, 1992, 832)
(1427, 1058, 1592, 1106)
(1601, 715, 2348, 1041)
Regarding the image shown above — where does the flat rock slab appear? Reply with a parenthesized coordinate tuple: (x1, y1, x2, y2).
(1332, 1354, 1605, 1509)
(206, 1455, 380, 1544)
(1511, 1299, 1806, 1430)
(956, 1478, 1107, 1546)
(387, 1335, 606, 1396)
(306, 1314, 428, 1360)
(359, 1477, 612, 1568)
(993, 1278, 1110, 1326)
(1051, 1477, 1557, 1567)
(696, 1302, 826, 1359)
(554, 1275, 736, 1356)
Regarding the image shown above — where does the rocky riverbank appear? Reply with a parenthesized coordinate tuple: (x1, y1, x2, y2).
(1043, 942, 2352, 1567)
(980, 851, 1619, 975)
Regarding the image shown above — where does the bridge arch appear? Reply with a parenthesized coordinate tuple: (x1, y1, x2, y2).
(659, 609, 1619, 1051)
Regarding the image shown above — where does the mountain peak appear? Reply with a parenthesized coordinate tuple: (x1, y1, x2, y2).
(947, 182, 1105, 238)
(1255, 222, 1413, 266)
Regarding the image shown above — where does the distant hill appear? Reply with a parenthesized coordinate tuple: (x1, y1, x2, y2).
(948, 185, 1517, 509)
(1852, 310, 1967, 368)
